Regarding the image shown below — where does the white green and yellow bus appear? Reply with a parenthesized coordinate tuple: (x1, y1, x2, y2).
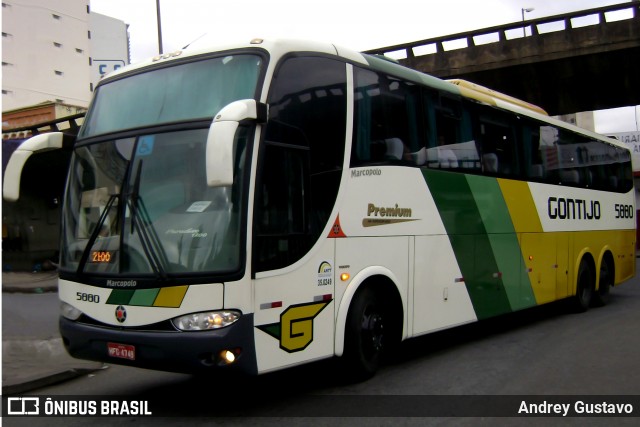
(4, 38, 635, 380)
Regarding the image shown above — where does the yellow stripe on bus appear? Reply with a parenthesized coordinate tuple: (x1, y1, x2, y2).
(497, 179, 543, 233)
(153, 285, 189, 308)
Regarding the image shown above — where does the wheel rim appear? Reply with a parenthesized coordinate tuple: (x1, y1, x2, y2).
(577, 261, 593, 309)
(361, 305, 384, 359)
(580, 272, 591, 302)
(599, 262, 611, 296)
(580, 280, 591, 301)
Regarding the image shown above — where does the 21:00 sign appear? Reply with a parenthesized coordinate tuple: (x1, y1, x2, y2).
(91, 251, 114, 263)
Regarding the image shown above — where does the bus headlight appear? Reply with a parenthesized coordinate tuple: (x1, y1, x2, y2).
(60, 301, 83, 320)
(172, 310, 241, 331)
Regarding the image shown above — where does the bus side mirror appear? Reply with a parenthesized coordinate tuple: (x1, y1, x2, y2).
(3, 132, 64, 201)
(206, 99, 267, 187)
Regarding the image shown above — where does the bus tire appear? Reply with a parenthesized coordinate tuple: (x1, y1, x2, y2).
(342, 286, 387, 381)
(572, 259, 594, 313)
(592, 256, 613, 307)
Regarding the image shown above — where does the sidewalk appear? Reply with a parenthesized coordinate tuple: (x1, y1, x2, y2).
(2, 271, 105, 395)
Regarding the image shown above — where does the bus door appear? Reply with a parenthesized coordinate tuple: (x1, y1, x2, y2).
(252, 252, 336, 375)
(250, 55, 348, 374)
(251, 142, 337, 374)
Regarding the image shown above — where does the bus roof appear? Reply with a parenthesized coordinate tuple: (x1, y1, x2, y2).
(447, 79, 549, 116)
(97, 38, 625, 151)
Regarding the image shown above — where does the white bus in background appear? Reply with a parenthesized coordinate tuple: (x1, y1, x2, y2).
(608, 131, 640, 169)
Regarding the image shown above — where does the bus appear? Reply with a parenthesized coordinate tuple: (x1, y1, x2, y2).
(3, 38, 635, 380)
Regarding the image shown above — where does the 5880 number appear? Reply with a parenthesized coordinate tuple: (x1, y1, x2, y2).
(614, 204, 634, 219)
(76, 292, 100, 303)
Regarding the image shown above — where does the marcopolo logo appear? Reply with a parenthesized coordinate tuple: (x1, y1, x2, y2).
(351, 168, 382, 178)
(106, 279, 137, 288)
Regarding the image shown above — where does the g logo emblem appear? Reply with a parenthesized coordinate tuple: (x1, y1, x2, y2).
(257, 301, 331, 353)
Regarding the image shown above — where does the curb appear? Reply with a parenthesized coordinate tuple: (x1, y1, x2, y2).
(3, 338, 105, 396)
(2, 366, 106, 396)
(2, 284, 58, 293)
(2, 272, 59, 293)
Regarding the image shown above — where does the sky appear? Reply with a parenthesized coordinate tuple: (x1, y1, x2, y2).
(89, 0, 640, 134)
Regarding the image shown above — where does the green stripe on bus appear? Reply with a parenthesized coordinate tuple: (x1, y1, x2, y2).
(129, 288, 160, 306)
(106, 287, 188, 307)
(422, 169, 513, 319)
(106, 289, 135, 305)
(467, 175, 536, 311)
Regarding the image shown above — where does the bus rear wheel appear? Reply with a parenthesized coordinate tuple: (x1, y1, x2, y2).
(343, 287, 388, 381)
(592, 258, 613, 307)
(572, 259, 594, 313)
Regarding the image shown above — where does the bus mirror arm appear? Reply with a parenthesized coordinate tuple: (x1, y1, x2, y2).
(206, 99, 267, 187)
(3, 132, 64, 201)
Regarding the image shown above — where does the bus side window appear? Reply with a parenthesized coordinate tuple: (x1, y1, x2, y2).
(522, 122, 546, 181)
(425, 96, 479, 171)
(351, 68, 423, 166)
(432, 110, 460, 169)
(257, 144, 307, 236)
(478, 112, 519, 177)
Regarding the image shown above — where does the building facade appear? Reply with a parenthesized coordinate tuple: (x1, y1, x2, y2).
(2, 0, 129, 114)
(2, 0, 129, 270)
(2, 0, 92, 110)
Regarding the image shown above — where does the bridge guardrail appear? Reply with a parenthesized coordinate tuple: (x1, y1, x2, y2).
(364, 2, 639, 59)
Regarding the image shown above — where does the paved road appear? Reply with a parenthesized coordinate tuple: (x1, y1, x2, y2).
(2, 274, 102, 394)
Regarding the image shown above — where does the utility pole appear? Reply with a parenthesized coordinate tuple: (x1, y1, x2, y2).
(521, 7, 534, 37)
(156, 0, 163, 54)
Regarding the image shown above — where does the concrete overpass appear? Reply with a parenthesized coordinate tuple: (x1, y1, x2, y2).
(364, 2, 640, 116)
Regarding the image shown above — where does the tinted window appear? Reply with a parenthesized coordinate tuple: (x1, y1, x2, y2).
(80, 55, 262, 138)
(255, 56, 346, 272)
(426, 96, 480, 171)
(351, 67, 423, 166)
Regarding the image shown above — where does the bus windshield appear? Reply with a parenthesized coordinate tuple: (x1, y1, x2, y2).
(61, 127, 250, 277)
(79, 54, 262, 138)
(60, 53, 261, 278)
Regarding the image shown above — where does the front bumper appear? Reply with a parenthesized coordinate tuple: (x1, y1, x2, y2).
(59, 313, 257, 375)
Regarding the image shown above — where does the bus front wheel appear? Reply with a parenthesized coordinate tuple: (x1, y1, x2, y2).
(343, 287, 387, 381)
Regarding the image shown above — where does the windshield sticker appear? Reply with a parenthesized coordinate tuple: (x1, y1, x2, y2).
(186, 201, 212, 213)
(165, 228, 207, 238)
(136, 135, 155, 157)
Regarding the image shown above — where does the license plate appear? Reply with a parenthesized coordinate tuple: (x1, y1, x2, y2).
(107, 342, 135, 360)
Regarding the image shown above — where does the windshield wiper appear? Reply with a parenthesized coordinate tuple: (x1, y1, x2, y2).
(130, 160, 143, 234)
(127, 159, 170, 280)
(127, 196, 170, 280)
